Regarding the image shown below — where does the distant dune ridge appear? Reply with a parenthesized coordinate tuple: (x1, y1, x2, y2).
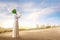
(0, 27, 60, 40)
(0, 24, 60, 33)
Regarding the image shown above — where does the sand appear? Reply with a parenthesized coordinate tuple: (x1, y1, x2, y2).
(0, 27, 60, 40)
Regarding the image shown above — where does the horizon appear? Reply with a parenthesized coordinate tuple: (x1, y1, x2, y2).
(0, 0, 60, 28)
(0, 24, 60, 28)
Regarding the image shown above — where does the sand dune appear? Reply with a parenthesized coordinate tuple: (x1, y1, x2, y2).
(0, 27, 60, 40)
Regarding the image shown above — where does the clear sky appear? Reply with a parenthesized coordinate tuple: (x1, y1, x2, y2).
(0, 0, 60, 28)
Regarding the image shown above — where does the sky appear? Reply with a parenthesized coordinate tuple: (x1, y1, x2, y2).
(0, 0, 60, 28)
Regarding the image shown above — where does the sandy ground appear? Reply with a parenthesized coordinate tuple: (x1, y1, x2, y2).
(0, 27, 60, 40)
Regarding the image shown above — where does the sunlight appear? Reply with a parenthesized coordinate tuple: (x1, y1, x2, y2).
(19, 21, 36, 28)
(2, 20, 14, 28)
(1, 20, 35, 28)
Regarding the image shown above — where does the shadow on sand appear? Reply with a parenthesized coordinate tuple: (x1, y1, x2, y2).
(0, 36, 54, 40)
(0, 36, 24, 40)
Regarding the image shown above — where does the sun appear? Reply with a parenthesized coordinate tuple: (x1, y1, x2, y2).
(2, 20, 14, 28)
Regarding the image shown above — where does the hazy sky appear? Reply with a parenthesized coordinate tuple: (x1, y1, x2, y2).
(0, 0, 60, 28)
